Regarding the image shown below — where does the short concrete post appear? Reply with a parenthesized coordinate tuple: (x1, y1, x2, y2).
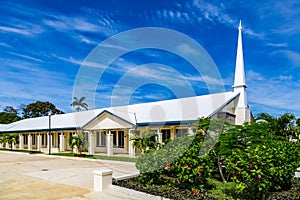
(6, 142, 9, 149)
(93, 170, 113, 192)
(0, 142, 2, 148)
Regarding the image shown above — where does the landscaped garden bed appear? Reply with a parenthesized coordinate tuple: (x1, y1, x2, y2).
(123, 115, 300, 200)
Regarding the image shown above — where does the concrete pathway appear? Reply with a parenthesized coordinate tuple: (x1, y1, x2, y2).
(0, 151, 143, 200)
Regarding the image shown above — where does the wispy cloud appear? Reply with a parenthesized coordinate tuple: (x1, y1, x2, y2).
(0, 25, 32, 36)
(9, 52, 44, 63)
(43, 16, 100, 32)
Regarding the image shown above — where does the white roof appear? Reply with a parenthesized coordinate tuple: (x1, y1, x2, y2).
(0, 92, 239, 133)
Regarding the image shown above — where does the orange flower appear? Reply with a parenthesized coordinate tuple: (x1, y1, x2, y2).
(183, 164, 188, 169)
(197, 167, 202, 173)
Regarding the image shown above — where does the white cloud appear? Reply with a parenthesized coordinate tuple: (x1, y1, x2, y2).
(0, 25, 31, 36)
(9, 52, 44, 63)
(266, 43, 288, 47)
(279, 75, 292, 81)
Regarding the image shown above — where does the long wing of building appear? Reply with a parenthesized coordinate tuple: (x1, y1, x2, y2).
(0, 21, 252, 157)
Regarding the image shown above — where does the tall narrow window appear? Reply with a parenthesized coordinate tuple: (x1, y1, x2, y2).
(101, 131, 106, 146)
(32, 134, 35, 145)
(24, 134, 28, 145)
(42, 134, 45, 145)
(118, 131, 124, 148)
(111, 131, 117, 146)
(161, 129, 171, 141)
(176, 128, 188, 137)
(96, 131, 100, 146)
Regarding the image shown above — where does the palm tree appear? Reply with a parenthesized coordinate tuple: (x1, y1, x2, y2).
(71, 96, 88, 112)
(68, 134, 88, 155)
(255, 113, 297, 139)
(3, 134, 19, 150)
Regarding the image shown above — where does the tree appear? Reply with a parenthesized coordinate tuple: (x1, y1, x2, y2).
(68, 134, 88, 155)
(22, 101, 64, 118)
(255, 113, 297, 138)
(0, 112, 21, 124)
(130, 130, 159, 153)
(3, 106, 18, 114)
(71, 96, 88, 112)
(3, 134, 19, 150)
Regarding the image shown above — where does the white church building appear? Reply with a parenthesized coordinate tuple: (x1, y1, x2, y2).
(0, 22, 252, 157)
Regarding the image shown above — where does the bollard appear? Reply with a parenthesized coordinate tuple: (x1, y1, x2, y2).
(93, 170, 113, 192)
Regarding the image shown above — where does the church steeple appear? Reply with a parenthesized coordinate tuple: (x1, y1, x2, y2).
(234, 20, 246, 89)
(233, 20, 247, 108)
(233, 20, 251, 124)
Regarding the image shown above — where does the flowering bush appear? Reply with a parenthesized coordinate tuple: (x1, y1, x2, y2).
(226, 140, 300, 199)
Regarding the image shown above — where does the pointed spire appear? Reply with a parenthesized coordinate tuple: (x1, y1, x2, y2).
(234, 20, 246, 89)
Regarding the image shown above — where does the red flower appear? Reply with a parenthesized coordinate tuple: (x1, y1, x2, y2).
(232, 173, 237, 177)
(258, 175, 262, 180)
(183, 164, 188, 169)
(197, 167, 202, 173)
(167, 163, 171, 168)
(249, 164, 253, 169)
(193, 189, 199, 195)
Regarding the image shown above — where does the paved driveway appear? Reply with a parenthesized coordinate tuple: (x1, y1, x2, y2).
(0, 151, 141, 200)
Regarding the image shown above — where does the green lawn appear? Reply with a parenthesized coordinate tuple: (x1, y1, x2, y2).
(0, 148, 42, 154)
(52, 152, 137, 163)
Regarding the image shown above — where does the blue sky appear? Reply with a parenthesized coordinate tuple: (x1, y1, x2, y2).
(0, 0, 300, 116)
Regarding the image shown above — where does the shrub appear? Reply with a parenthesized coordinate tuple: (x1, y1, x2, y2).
(226, 140, 300, 199)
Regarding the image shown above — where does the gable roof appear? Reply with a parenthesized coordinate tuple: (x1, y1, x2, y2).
(0, 92, 239, 133)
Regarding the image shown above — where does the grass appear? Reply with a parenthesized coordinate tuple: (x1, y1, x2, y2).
(0, 148, 42, 154)
(52, 152, 137, 163)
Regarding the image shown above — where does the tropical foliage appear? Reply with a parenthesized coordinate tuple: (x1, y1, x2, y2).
(1, 134, 19, 150)
(134, 114, 300, 199)
(71, 96, 88, 111)
(130, 130, 160, 153)
(68, 133, 88, 155)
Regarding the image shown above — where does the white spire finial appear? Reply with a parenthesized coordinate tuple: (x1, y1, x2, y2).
(233, 20, 247, 106)
(238, 20, 242, 30)
(234, 20, 246, 89)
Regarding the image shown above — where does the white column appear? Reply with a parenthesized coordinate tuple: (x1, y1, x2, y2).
(128, 129, 136, 158)
(88, 131, 94, 155)
(0, 142, 2, 148)
(37, 134, 41, 151)
(19, 134, 24, 149)
(28, 134, 32, 150)
(188, 123, 194, 135)
(6, 142, 9, 149)
(157, 127, 162, 144)
(106, 130, 113, 156)
(59, 132, 64, 152)
(47, 133, 50, 152)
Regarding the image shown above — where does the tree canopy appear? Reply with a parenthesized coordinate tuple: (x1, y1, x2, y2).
(0, 112, 21, 124)
(22, 101, 64, 118)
